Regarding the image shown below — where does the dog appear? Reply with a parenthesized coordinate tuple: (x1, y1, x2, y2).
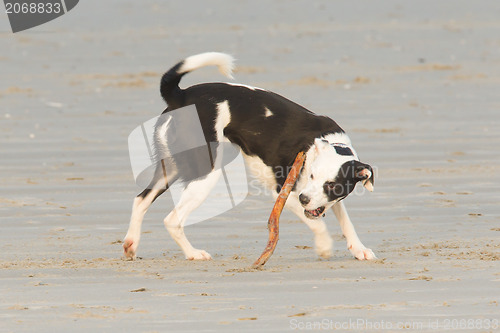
(123, 52, 376, 261)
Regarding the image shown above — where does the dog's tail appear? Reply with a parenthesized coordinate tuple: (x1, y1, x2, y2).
(160, 52, 235, 106)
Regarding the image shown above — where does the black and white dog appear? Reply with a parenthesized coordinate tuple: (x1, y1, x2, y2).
(124, 52, 376, 261)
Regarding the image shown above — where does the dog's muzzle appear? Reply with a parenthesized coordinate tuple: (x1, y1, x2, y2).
(304, 206, 325, 219)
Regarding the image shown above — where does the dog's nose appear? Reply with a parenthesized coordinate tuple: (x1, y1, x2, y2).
(299, 193, 310, 205)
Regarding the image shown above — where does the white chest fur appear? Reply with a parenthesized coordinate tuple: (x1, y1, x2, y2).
(241, 153, 277, 191)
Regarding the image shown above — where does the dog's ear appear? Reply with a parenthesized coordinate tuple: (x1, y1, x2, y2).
(314, 138, 329, 154)
(355, 162, 374, 192)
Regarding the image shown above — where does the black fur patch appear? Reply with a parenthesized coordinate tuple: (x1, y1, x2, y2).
(324, 160, 371, 202)
(332, 144, 353, 156)
(163, 82, 345, 188)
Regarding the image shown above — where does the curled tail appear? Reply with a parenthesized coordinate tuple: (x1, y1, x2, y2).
(160, 52, 235, 107)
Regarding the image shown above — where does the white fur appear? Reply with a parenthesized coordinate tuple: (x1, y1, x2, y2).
(155, 115, 171, 150)
(178, 52, 235, 79)
(164, 171, 221, 260)
(123, 180, 167, 259)
(332, 201, 376, 260)
(283, 191, 333, 258)
(242, 153, 277, 191)
(224, 82, 265, 91)
(215, 101, 231, 142)
(299, 136, 358, 211)
(264, 107, 274, 117)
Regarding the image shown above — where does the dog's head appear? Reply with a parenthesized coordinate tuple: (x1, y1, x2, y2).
(299, 138, 374, 219)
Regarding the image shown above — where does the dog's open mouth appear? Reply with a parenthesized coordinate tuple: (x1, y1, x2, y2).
(304, 206, 325, 219)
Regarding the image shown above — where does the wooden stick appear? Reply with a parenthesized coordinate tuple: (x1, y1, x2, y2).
(252, 151, 306, 268)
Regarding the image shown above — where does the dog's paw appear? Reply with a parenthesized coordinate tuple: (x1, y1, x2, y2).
(315, 234, 333, 259)
(349, 244, 376, 261)
(316, 247, 333, 259)
(186, 249, 212, 261)
(123, 238, 138, 260)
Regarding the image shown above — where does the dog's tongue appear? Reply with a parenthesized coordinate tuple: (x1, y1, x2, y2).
(306, 206, 325, 217)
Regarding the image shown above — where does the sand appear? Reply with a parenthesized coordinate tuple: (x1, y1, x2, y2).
(1, 1, 499, 332)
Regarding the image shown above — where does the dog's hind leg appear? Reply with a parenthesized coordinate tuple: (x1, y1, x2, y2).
(284, 192, 333, 259)
(163, 170, 221, 260)
(123, 164, 176, 259)
(332, 201, 376, 260)
(123, 186, 166, 259)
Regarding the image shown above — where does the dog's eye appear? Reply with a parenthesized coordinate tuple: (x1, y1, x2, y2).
(325, 182, 336, 191)
(310, 174, 314, 180)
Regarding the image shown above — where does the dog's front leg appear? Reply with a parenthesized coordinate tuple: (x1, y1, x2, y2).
(332, 201, 376, 260)
(285, 193, 333, 259)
